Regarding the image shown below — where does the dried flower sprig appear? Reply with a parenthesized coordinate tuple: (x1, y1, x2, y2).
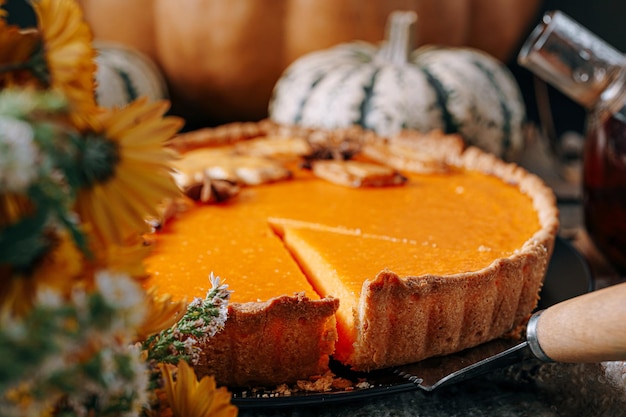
(142, 274, 232, 366)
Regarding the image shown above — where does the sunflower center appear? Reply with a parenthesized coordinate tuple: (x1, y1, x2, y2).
(79, 134, 120, 187)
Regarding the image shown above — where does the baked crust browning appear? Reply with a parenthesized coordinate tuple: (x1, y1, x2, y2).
(194, 293, 339, 387)
(361, 130, 466, 174)
(340, 144, 558, 371)
(311, 160, 407, 188)
(346, 243, 551, 370)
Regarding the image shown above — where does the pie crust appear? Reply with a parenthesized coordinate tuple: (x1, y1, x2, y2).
(147, 121, 559, 386)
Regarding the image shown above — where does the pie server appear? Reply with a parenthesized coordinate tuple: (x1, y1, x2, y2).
(393, 282, 626, 391)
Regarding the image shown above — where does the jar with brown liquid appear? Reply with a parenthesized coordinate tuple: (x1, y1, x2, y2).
(519, 10, 626, 274)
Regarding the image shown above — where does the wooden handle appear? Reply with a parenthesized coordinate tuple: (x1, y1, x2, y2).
(534, 282, 626, 363)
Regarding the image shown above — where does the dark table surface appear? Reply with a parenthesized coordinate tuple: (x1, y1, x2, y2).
(238, 362, 626, 416)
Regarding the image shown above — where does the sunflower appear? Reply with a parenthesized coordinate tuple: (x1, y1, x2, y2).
(102, 235, 153, 276)
(136, 287, 188, 341)
(74, 98, 183, 256)
(0, 228, 84, 316)
(159, 361, 237, 417)
(30, 0, 98, 119)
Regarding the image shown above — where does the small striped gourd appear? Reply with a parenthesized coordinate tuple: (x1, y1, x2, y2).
(269, 11, 526, 159)
(94, 42, 168, 108)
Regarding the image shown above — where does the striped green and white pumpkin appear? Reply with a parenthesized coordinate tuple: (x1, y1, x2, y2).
(269, 11, 526, 159)
(94, 42, 168, 108)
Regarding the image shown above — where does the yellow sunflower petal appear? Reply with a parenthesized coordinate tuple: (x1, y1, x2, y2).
(177, 361, 195, 417)
(159, 361, 238, 417)
(95, 235, 153, 278)
(209, 389, 238, 417)
(0, 193, 33, 227)
(159, 363, 177, 411)
(135, 287, 187, 339)
(102, 100, 182, 157)
(75, 100, 183, 254)
(193, 376, 218, 415)
(33, 230, 84, 286)
(76, 184, 124, 246)
(102, 179, 154, 232)
(115, 166, 179, 210)
(31, 0, 97, 115)
(0, 274, 37, 316)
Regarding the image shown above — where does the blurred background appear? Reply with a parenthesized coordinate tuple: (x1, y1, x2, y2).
(4, 0, 626, 140)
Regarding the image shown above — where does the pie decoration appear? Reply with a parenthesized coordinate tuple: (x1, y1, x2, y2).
(144, 121, 559, 387)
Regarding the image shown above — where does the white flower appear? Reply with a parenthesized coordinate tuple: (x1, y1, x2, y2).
(94, 270, 147, 328)
(123, 344, 151, 414)
(0, 116, 38, 192)
(34, 286, 65, 308)
(209, 271, 222, 289)
(209, 273, 231, 328)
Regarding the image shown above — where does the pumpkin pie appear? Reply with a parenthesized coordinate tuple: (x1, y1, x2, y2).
(144, 121, 559, 387)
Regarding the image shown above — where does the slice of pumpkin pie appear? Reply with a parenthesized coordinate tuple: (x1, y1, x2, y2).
(269, 219, 546, 370)
(144, 121, 559, 387)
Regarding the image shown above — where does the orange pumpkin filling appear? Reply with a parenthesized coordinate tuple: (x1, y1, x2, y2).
(145, 168, 539, 302)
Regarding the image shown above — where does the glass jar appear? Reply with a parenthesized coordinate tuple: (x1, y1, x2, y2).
(519, 10, 626, 274)
(583, 110, 626, 273)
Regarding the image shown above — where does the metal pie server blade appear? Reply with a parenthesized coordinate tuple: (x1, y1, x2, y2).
(393, 338, 534, 391)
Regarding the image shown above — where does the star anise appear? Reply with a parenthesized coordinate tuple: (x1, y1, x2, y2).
(184, 175, 240, 204)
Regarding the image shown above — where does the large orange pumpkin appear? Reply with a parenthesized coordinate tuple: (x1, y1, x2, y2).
(78, 0, 541, 127)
